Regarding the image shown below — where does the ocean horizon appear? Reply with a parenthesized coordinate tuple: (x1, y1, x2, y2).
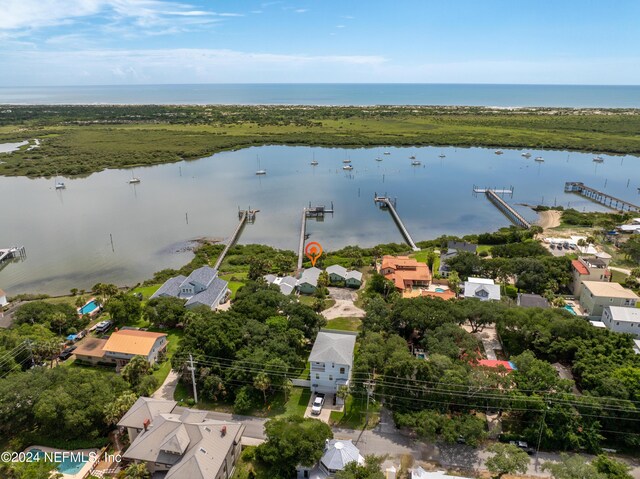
(1, 83, 639, 108)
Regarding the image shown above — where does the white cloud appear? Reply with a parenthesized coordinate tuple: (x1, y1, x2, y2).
(335, 25, 345, 28)
(294, 9, 308, 13)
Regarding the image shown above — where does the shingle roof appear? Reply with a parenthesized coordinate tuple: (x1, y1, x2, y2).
(117, 397, 177, 429)
(345, 270, 363, 282)
(180, 266, 218, 290)
(185, 278, 228, 308)
(326, 265, 348, 278)
(73, 338, 107, 358)
(299, 267, 322, 287)
(309, 330, 357, 368)
(517, 293, 550, 309)
(320, 440, 363, 471)
(103, 330, 167, 357)
(152, 275, 187, 299)
(447, 241, 477, 253)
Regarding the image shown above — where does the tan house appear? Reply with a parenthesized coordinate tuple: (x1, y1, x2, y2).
(73, 329, 167, 370)
(380, 255, 431, 292)
(579, 281, 639, 319)
(570, 257, 611, 297)
(118, 397, 244, 479)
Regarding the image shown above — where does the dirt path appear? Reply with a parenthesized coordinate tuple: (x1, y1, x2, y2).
(322, 287, 366, 320)
(536, 210, 561, 231)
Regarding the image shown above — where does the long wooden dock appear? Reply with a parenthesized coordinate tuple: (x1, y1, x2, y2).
(374, 194, 420, 251)
(213, 209, 258, 270)
(297, 203, 334, 270)
(484, 190, 531, 229)
(0, 246, 26, 263)
(565, 182, 640, 212)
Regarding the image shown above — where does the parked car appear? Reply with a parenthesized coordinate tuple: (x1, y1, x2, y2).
(58, 345, 77, 360)
(95, 320, 112, 334)
(549, 243, 556, 249)
(311, 393, 325, 415)
(510, 440, 535, 455)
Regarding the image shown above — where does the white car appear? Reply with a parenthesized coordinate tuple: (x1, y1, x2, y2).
(311, 394, 325, 415)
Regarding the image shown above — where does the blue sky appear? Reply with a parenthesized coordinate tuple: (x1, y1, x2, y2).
(0, 0, 638, 86)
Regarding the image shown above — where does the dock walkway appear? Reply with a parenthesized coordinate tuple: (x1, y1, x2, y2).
(374, 195, 420, 251)
(0, 246, 26, 263)
(484, 190, 531, 229)
(213, 210, 257, 271)
(565, 182, 640, 212)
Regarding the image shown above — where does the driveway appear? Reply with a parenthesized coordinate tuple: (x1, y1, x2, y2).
(322, 288, 365, 320)
(303, 393, 335, 423)
(153, 370, 179, 400)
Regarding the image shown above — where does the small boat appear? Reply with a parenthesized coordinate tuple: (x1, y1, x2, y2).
(375, 157, 383, 162)
(534, 156, 544, 162)
(310, 159, 318, 166)
(342, 165, 353, 171)
(255, 155, 266, 175)
(409, 155, 416, 160)
(342, 158, 352, 164)
(438, 153, 446, 158)
(383, 151, 391, 155)
(128, 176, 141, 184)
(593, 157, 604, 163)
(495, 150, 504, 155)
(521, 152, 532, 158)
(411, 160, 421, 166)
(55, 181, 66, 190)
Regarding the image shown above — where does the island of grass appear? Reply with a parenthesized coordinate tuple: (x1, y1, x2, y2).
(0, 105, 639, 177)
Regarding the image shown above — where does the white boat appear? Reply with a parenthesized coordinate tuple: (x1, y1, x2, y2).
(375, 157, 383, 162)
(521, 152, 532, 158)
(128, 176, 141, 184)
(411, 160, 421, 166)
(593, 157, 604, 163)
(534, 156, 544, 162)
(342, 165, 353, 171)
(383, 151, 391, 155)
(310, 153, 318, 166)
(342, 158, 352, 164)
(55, 181, 66, 190)
(255, 155, 266, 175)
(495, 150, 504, 155)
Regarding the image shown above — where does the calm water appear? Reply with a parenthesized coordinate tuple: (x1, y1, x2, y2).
(1, 84, 640, 107)
(1, 146, 638, 295)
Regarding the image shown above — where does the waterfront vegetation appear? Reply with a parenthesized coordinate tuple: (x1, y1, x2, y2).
(1, 105, 640, 177)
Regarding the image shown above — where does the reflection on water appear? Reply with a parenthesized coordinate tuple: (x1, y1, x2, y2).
(0, 145, 638, 295)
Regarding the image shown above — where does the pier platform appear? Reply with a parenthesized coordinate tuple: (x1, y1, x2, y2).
(564, 182, 640, 212)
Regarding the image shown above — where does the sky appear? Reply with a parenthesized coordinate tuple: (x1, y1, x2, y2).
(0, 0, 639, 86)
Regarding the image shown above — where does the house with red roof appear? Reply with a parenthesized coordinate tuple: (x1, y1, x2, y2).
(380, 255, 431, 293)
(570, 257, 611, 297)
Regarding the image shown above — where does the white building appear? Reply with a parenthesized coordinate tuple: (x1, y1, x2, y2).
(602, 306, 640, 338)
(309, 330, 357, 402)
(463, 277, 501, 301)
(151, 266, 230, 310)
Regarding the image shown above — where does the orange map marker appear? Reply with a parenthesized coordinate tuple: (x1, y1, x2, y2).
(305, 242, 323, 267)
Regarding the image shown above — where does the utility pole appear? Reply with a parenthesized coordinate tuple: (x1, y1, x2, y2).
(188, 354, 198, 404)
(364, 368, 376, 426)
(535, 403, 548, 471)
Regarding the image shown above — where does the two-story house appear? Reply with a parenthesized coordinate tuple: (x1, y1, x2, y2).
(380, 255, 431, 293)
(602, 306, 640, 338)
(309, 330, 357, 404)
(151, 266, 230, 310)
(463, 277, 501, 301)
(570, 257, 611, 296)
(118, 397, 244, 479)
(579, 281, 639, 318)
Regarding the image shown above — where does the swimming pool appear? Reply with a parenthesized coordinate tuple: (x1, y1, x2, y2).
(78, 300, 99, 315)
(435, 288, 446, 293)
(564, 304, 577, 315)
(28, 448, 89, 475)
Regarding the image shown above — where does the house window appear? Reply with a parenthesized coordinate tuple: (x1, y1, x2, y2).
(340, 367, 345, 374)
(316, 373, 319, 379)
(616, 322, 620, 326)
(329, 375, 333, 381)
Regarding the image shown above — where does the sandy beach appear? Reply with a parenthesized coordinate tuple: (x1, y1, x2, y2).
(536, 210, 562, 231)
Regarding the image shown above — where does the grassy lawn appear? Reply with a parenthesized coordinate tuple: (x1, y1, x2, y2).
(476, 244, 493, 254)
(130, 284, 162, 300)
(611, 269, 630, 284)
(231, 447, 270, 479)
(329, 394, 380, 430)
(151, 328, 183, 385)
(298, 295, 335, 310)
(297, 362, 310, 380)
(326, 317, 362, 332)
(281, 387, 311, 417)
(219, 273, 247, 300)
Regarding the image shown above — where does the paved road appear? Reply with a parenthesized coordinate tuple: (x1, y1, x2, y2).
(153, 370, 179, 400)
(186, 407, 640, 478)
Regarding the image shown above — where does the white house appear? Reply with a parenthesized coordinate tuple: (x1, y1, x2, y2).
(309, 330, 357, 403)
(151, 266, 230, 310)
(602, 306, 640, 338)
(297, 440, 364, 479)
(0, 288, 7, 307)
(298, 267, 322, 295)
(463, 277, 501, 301)
(264, 274, 298, 295)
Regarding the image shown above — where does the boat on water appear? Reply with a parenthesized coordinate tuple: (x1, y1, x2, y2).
(411, 160, 421, 166)
(342, 158, 352, 164)
(310, 159, 318, 166)
(255, 155, 266, 175)
(521, 152, 532, 158)
(55, 181, 66, 190)
(375, 157, 383, 162)
(438, 153, 446, 158)
(593, 157, 604, 163)
(495, 150, 504, 155)
(383, 151, 391, 155)
(409, 155, 416, 159)
(534, 157, 544, 162)
(342, 165, 353, 171)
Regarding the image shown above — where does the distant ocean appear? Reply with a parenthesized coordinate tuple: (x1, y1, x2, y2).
(0, 83, 639, 107)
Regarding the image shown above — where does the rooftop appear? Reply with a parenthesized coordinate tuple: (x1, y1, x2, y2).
(517, 293, 550, 309)
(184, 278, 228, 308)
(118, 397, 177, 429)
(309, 330, 357, 368)
(180, 266, 219, 289)
(447, 241, 477, 253)
(320, 440, 363, 472)
(104, 330, 167, 357)
(582, 281, 639, 299)
(571, 259, 589, 275)
(605, 306, 640, 323)
(299, 267, 322, 286)
(73, 337, 107, 358)
(476, 360, 517, 371)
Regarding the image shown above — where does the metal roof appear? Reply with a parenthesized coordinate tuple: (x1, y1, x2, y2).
(309, 330, 357, 368)
(152, 275, 187, 299)
(180, 266, 219, 290)
(185, 278, 229, 308)
(320, 440, 363, 471)
(299, 267, 322, 287)
(117, 397, 177, 429)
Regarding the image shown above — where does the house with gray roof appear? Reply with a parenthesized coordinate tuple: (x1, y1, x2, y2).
(151, 266, 230, 310)
(120, 400, 244, 479)
(517, 293, 550, 309)
(463, 277, 501, 301)
(118, 397, 177, 443)
(326, 265, 363, 288)
(345, 270, 363, 288)
(298, 267, 322, 294)
(297, 440, 364, 479)
(309, 330, 357, 401)
(439, 241, 477, 278)
(264, 274, 298, 295)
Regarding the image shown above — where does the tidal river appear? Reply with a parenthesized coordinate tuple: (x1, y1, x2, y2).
(0, 145, 637, 295)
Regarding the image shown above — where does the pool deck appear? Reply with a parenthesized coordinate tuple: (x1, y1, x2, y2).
(25, 445, 99, 479)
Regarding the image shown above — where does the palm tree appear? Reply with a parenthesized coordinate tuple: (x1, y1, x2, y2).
(253, 372, 271, 404)
(120, 463, 150, 479)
